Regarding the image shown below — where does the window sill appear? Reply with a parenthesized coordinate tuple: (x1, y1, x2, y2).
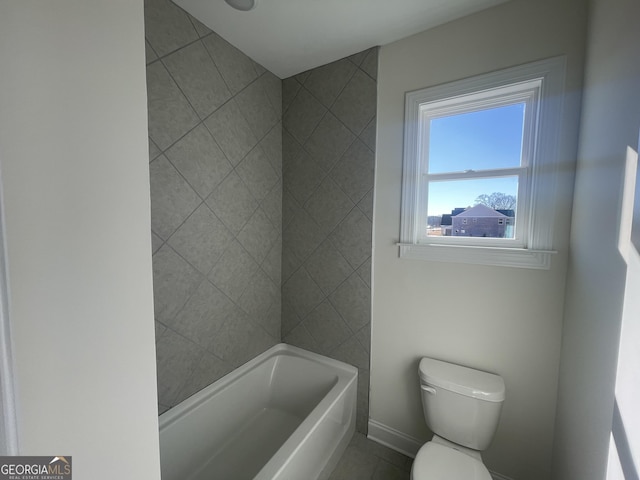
(397, 243, 556, 269)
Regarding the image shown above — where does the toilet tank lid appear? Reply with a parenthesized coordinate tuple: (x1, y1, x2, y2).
(419, 357, 505, 402)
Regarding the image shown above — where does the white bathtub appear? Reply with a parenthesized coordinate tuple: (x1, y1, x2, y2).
(159, 343, 358, 480)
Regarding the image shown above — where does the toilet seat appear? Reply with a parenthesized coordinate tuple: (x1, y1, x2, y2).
(411, 442, 493, 480)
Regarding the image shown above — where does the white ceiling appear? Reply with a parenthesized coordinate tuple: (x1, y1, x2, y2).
(173, 0, 510, 79)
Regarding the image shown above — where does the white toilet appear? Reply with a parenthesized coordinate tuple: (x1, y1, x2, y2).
(411, 357, 505, 480)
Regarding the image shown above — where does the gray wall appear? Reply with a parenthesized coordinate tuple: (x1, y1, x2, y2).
(144, 0, 282, 413)
(281, 50, 378, 433)
(551, 0, 640, 477)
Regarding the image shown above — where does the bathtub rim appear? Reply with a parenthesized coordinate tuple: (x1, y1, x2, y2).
(158, 342, 358, 433)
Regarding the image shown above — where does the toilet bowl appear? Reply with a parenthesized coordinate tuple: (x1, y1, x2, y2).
(411, 441, 492, 480)
(411, 357, 505, 480)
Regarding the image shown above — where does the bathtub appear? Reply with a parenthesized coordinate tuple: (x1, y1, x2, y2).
(158, 343, 358, 480)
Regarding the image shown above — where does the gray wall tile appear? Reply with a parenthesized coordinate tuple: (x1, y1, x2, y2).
(146, 61, 199, 150)
(155, 328, 203, 406)
(262, 182, 283, 227)
(163, 41, 231, 119)
(331, 139, 375, 204)
(151, 231, 164, 254)
(237, 207, 279, 264)
(332, 336, 370, 371)
(330, 208, 373, 269)
(187, 14, 212, 38)
(167, 203, 234, 275)
(355, 257, 372, 288)
(283, 88, 327, 144)
(165, 124, 232, 198)
(149, 137, 161, 162)
(208, 240, 258, 302)
(236, 146, 279, 202)
(238, 269, 277, 320)
(261, 238, 283, 286)
(205, 171, 258, 236)
(305, 300, 352, 353)
(260, 124, 283, 176)
(210, 316, 275, 368)
(149, 156, 201, 240)
(234, 79, 279, 140)
(283, 150, 324, 205)
(152, 245, 203, 323)
(144, 0, 198, 58)
(281, 299, 301, 337)
(355, 325, 371, 354)
(202, 32, 258, 95)
(283, 323, 319, 353)
(305, 240, 353, 296)
(304, 178, 354, 232)
(155, 320, 167, 341)
(329, 273, 371, 333)
(283, 268, 325, 318)
(360, 48, 379, 80)
(282, 210, 324, 272)
(253, 61, 267, 77)
(332, 69, 377, 135)
(259, 72, 283, 118)
(295, 70, 311, 84)
(282, 49, 377, 435)
(146, 1, 281, 415)
(357, 189, 374, 221)
(304, 112, 355, 172)
(166, 280, 229, 349)
(145, 40, 158, 65)
(303, 58, 357, 108)
(347, 50, 368, 67)
(177, 352, 231, 403)
(264, 298, 282, 339)
(360, 116, 377, 152)
(282, 77, 301, 112)
(204, 99, 257, 166)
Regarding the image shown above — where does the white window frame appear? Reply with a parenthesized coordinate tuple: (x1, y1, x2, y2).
(399, 57, 566, 269)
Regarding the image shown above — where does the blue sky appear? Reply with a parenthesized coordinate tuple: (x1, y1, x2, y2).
(426, 103, 525, 216)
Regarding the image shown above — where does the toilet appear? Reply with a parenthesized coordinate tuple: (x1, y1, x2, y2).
(411, 357, 505, 480)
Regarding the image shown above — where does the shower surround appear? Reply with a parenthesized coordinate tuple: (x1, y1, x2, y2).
(144, 0, 377, 433)
(281, 52, 378, 433)
(145, 0, 282, 414)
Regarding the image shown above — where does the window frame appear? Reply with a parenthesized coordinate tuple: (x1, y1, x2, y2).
(399, 57, 566, 269)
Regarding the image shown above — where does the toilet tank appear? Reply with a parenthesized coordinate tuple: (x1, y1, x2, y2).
(419, 357, 505, 451)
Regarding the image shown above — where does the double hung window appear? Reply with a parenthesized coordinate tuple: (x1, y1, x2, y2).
(399, 57, 566, 269)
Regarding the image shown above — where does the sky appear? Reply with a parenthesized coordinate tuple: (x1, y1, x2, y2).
(426, 102, 525, 216)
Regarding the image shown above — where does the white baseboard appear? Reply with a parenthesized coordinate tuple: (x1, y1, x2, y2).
(367, 419, 515, 480)
(367, 419, 423, 458)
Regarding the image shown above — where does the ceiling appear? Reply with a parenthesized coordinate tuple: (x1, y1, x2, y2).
(173, 0, 510, 79)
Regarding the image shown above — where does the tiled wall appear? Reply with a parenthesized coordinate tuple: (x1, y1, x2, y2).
(144, 0, 282, 414)
(281, 50, 378, 433)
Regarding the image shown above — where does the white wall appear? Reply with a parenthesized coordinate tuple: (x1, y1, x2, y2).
(0, 1, 161, 478)
(551, 0, 640, 478)
(371, 0, 586, 479)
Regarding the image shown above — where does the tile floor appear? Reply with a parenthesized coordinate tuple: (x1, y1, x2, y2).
(329, 433, 413, 480)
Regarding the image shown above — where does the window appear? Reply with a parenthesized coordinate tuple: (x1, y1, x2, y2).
(399, 57, 566, 269)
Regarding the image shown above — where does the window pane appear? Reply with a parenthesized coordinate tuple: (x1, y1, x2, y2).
(426, 177, 518, 238)
(428, 103, 525, 174)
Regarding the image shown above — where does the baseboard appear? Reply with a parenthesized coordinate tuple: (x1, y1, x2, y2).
(367, 420, 515, 480)
(367, 419, 423, 458)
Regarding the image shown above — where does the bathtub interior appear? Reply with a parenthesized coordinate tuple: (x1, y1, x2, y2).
(159, 346, 353, 480)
